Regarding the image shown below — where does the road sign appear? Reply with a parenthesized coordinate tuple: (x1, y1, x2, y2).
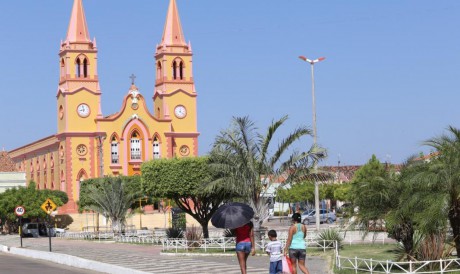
(14, 206, 25, 217)
(41, 198, 57, 214)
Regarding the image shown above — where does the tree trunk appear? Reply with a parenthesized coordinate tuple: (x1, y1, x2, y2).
(450, 217, 460, 258)
(253, 214, 263, 247)
(200, 221, 209, 239)
(111, 218, 122, 234)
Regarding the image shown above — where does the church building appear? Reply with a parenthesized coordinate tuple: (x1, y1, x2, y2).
(9, 0, 199, 214)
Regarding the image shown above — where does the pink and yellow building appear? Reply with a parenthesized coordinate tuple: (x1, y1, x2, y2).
(9, 0, 199, 214)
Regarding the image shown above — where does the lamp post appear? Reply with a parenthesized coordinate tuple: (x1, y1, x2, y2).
(299, 55, 325, 231)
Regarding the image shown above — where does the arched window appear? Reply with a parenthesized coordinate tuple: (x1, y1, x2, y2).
(76, 58, 81, 78)
(153, 136, 160, 159)
(60, 170, 66, 192)
(172, 61, 177, 80)
(111, 136, 119, 164)
(179, 61, 184, 80)
(130, 131, 141, 160)
(60, 59, 65, 78)
(30, 160, 34, 180)
(157, 61, 162, 80)
(76, 170, 87, 200)
(83, 58, 88, 78)
(157, 107, 160, 119)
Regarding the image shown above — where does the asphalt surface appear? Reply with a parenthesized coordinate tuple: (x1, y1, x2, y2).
(0, 252, 102, 274)
(0, 235, 331, 274)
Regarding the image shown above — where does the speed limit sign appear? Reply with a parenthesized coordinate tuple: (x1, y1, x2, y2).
(14, 206, 25, 217)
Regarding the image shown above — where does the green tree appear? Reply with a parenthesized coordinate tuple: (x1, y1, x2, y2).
(209, 116, 323, 236)
(333, 183, 352, 202)
(0, 182, 65, 233)
(349, 155, 392, 229)
(385, 156, 426, 261)
(415, 126, 460, 257)
(142, 157, 235, 238)
(276, 182, 315, 205)
(79, 175, 143, 212)
(82, 177, 138, 233)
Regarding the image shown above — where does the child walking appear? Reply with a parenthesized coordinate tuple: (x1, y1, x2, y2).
(265, 229, 283, 274)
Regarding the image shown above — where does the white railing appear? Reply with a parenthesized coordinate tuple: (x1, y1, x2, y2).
(336, 255, 460, 273)
(161, 238, 337, 253)
(58, 231, 115, 240)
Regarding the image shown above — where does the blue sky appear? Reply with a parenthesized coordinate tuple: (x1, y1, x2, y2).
(1, 0, 459, 166)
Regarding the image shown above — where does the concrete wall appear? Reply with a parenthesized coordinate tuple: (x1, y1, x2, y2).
(0, 172, 26, 193)
(66, 211, 201, 232)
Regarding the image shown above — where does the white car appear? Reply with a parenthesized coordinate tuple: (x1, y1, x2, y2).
(54, 228, 67, 235)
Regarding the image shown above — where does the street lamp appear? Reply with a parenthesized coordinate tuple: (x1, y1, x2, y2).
(299, 55, 325, 231)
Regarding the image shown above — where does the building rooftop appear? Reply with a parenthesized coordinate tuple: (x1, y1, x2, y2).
(0, 151, 16, 172)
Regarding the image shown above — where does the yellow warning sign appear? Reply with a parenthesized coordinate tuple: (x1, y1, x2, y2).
(41, 198, 57, 214)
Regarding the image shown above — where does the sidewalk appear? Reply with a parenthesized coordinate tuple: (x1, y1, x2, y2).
(0, 235, 331, 274)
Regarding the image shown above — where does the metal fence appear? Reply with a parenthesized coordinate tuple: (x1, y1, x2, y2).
(160, 237, 337, 253)
(336, 255, 460, 274)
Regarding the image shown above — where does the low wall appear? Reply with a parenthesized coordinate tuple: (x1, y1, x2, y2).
(65, 212, 201, 232)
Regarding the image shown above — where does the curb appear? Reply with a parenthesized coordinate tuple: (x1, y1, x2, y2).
(0, 243, 148, 274)
(160, 251, 268, 257)
(160, 252, 235, 257)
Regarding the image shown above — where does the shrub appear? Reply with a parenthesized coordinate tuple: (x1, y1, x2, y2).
(223, 229, 236, 238)
(274, 211, 290, 216)
(185, 225, 202, 249)
(166, 227, 183, 239)
(317, 228, 343, 249)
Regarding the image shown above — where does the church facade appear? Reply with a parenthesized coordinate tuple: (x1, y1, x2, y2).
(9, 0, 199, 214)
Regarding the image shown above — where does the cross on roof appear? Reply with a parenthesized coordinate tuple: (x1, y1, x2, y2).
(129, 74, 136, 85)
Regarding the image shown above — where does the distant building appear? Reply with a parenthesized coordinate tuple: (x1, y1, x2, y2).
(320, 165, 362, 183)
(0, 151, 16, 172)
(0, 172, 26, 193)
(0, 151, 26, 192)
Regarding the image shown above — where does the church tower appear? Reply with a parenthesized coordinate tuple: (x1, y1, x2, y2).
(154, 0, 199, 157)
(57, 0, 101, 133)
(56, 0, 102, 212)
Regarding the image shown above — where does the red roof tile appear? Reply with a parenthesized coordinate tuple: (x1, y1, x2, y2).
(0, 151, 17, 172)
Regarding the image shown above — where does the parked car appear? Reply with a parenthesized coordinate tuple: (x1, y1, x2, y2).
(54, 228, 67, 236)
(301, 209, 336, 225)
(38, 223, 56, 237)
(21, 223, 39, 237)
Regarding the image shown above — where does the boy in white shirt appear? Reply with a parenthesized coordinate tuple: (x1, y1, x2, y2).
(265, 229, 283, 274)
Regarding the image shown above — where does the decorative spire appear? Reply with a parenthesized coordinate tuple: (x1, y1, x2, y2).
(66, 0, 91, 43)
(161, 0, 186, 46)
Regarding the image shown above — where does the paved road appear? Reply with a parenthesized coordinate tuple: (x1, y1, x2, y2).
(0, 252, 101, 274)
(0, 236, 330, 274)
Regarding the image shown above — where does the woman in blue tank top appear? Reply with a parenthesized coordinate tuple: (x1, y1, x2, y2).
(284, 213, 309, 274)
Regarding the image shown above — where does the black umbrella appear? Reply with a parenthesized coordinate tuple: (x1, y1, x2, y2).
(211, 202, 254, 229)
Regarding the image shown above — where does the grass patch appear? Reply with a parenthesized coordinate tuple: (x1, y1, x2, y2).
(338, 243, 397, 261)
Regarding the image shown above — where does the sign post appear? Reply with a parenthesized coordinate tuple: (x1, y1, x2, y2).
(14, 206, 25, 248)
(40, 198, 57, 252)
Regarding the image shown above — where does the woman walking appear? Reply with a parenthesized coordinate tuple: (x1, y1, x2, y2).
(234, 221, 256, 274)
(284, 213, 309, 274)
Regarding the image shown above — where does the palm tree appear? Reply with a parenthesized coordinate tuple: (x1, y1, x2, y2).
(209, 115, 324, 237)
(385, 156, 425, 261)
(85, 177, 139, 233)
(416, 126, 460, 257)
